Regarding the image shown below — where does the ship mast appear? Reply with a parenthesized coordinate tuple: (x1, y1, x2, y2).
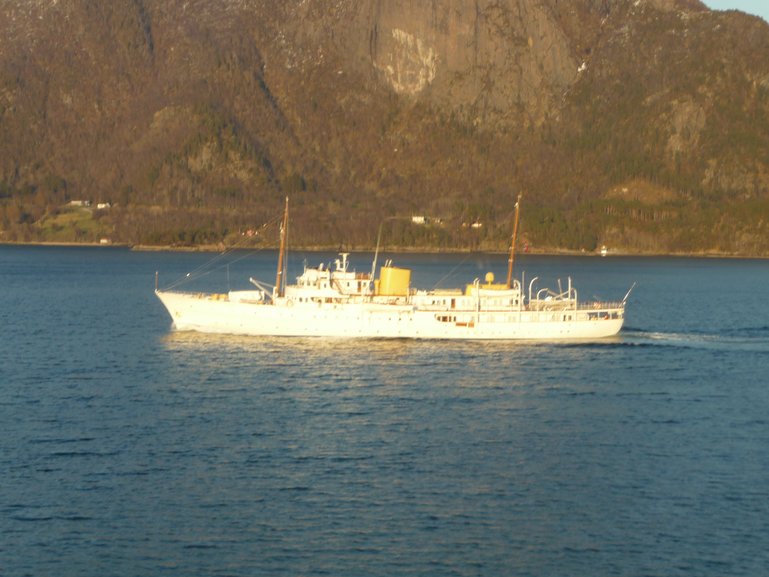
(275, 196, 289, 299)
(506, 193, 522, 289)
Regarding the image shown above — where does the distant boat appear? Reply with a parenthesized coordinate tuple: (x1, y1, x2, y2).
(155, 198, 631, 340)
(600, 245, 608, 257)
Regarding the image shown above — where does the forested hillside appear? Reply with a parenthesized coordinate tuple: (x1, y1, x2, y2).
(1, 0, 768, 254)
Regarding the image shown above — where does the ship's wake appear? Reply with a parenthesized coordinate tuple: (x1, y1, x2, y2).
(618, 326, 769, 353)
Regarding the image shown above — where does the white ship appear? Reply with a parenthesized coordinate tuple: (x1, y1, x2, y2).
(156, 199, 630, 340)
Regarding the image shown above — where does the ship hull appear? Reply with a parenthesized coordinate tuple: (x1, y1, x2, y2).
(156, 290, 624, 340)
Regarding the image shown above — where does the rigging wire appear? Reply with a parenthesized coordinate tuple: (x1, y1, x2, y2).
(431, 251, 474, 289)
(161, 213, 284, 290)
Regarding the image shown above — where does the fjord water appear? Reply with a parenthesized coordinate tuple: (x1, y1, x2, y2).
(2, 246, 768, 577)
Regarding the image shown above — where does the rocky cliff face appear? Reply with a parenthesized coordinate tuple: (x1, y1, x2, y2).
(2, 0, 769, 253)
(352, 0, 578, 127)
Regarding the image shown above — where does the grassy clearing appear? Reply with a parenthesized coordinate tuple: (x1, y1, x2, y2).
(36, 208, 112, 243)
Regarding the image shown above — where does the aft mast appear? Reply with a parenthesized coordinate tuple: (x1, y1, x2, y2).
(275, 196, 289, 299)
(506, 193, 522, 289)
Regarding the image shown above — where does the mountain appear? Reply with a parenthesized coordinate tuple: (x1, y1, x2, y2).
(1, 0, 768, 254)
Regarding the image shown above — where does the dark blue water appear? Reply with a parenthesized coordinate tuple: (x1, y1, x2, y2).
(2, 246, 769, 576)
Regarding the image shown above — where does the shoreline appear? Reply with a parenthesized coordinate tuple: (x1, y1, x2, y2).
(2, 239, 768, 259)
